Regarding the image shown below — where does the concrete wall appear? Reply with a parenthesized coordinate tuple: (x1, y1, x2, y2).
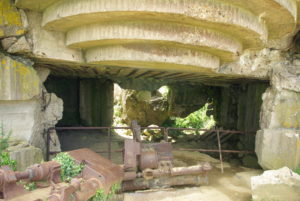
(45, 76, 80, 126)
(0, 55, 63, 157)
(45, 77, 114, 127)
(80, 79, 114, 127)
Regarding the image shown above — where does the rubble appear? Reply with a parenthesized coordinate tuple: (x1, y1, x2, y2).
(251, 167, 300, 201)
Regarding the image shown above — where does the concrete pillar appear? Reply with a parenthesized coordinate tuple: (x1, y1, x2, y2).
(256, 87, 300, 170)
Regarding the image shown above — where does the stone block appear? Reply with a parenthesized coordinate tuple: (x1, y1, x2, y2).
(1, 37, 17, 50)
(7, 36, 31, 54)
(251, 167, 300, 201)
(0, 100, 38, 142)
(256, 129, 300, 170)
(260, 88, 300, 129)
(8, 140, 43, 171)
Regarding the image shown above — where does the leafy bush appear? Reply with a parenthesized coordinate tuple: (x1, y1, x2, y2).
(174, 103, 215, 130)
(89, 183, 121, 201)
(53, 152, 84, 182)
(24, 182, 37, 191)
(0, 152, 17, 170)
(89, 189, 106, 201)
(0, 124, 17, 170)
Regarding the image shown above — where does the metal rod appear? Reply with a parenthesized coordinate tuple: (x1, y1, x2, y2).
(163, 127, 168, 142)
(174, 148, 254, 154)
(54, 127, 255, 134)
(217, 130, 224, 174)
(165, 128, 169, 142)
(46, 128, 51, 161)
(108, 128, 112, 160)
(96, 149, 124, 153)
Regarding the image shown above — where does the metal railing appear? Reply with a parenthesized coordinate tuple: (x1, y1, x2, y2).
(47, 126, 256, 173)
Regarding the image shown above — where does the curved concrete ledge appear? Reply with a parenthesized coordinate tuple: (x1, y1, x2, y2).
(222, 0, 297, 41)
(85, 45, 220, 73)
(274, 0, 297, 20)
(66, 21, 242, 62)
(15, 0, 60, 11)
(42, 0, 267, 42)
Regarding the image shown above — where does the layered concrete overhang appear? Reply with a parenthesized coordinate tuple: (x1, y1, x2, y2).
(15, 0, 300, 84)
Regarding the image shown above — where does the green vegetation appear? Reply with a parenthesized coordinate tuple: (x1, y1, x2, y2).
(24, 182, 37, 191)
(0, 123, 11, 153)
(174, 103, 215, 129)
(295, 166, 300, 175)
(0, 152, 17, 170)
(53, 152, 84, 182)
(0, 123, 17, 170)
(89, 189, 106, 201)
(164, 103, 215, 138)
(89, 183, 121, 201)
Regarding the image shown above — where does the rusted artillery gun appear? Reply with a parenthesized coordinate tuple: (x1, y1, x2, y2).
(122, 121, 212, 191)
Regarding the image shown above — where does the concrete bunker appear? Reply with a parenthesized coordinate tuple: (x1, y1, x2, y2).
(1, 0, 300, 200)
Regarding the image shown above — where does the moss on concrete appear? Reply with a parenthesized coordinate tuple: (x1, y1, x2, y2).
(0, 0, 25, 38)
(0, 54, 40, 100)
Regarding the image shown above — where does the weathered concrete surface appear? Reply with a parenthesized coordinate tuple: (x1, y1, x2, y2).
(7, 36, 31, 54)
(271, 56, 300, 93)
(0, 0, 25, 38)
(255, 129, 300, 170)
(8, 139, 43, 171)
(0, 100, 38, 142)
(30, 92, 63, 154)
(9, 0, 299, 82)
(260, 88, 300, 129)
(86, 44, 220, 73)
(26, 12, 84, 63)
(42, 0, 267, 39)
(1, 37, 18, 50)
(66, 21, 242, 63)
(15, 0, 60, 11)
(0, 55, 63, 155)
(219, 49, 283, 79)
(251, 167, 300, 201)
(0, 54, 40, 100)
(0, 92, 63, 155)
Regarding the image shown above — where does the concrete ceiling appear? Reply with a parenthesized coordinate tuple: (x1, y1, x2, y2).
(15, 0, 300, 84)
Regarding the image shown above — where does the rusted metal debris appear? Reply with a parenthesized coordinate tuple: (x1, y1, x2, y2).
(0, 149, 123, 201)
(122, 175, 209, 191)
(47, 178, 102, 201)
(68, 148, 123, 194)
(46, 148, 123, 201)
(0, 161, 61, 200)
